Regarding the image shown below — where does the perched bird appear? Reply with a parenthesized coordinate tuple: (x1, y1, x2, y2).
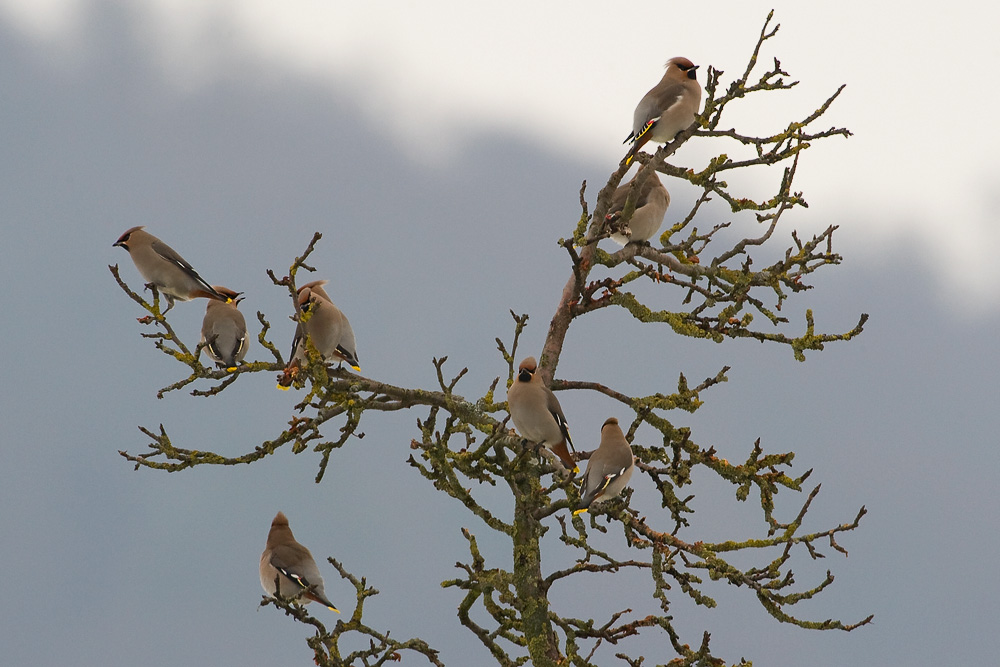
(259, 512, 339, 612)
(606, 169, 671, 246)
(297, 280, 334, 303)
(277, 282, 359, 389)
(113, 226, 230, 312)
(624, 57, 702, 163)
(507, 356, 578, 472)
(279, 281, 332, 381)
(573, 417, 636, 515)
(200, 287, 248, 371)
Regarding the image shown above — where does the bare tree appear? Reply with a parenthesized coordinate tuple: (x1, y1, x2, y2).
(111, 13, 871, 667)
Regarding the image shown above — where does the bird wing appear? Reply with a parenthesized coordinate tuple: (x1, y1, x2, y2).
(207, 316, 246, 367)
(607, 174, 659, 222)
(628, 118, 656, 146)
(272, 563, 313, 593)
(627, 81, 687, 145)
(580, 465, 630, 506)
(203, 332, 222, 361)
(606, 181, 630, 221)
(149, 239, 222, 298)
(267, 544, 338, 611)
(334, 312, 360, 369)
(150, 239, 200, 276)
(267, 544, 317, 592)
(545, 390, 575, 452)
(335, 345, 360, 369)
(287, 322, 305, 363)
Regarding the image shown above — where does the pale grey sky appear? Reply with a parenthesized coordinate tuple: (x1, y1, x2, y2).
(1, 2, 997, 666)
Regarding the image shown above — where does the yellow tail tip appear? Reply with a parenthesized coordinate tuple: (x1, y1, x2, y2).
(572, 465, 580, 474)
(329, 606, 340, 613)
(226, 366, 237, 372)
(351, 365, 360, 371)
(276, 383, 290, 391)
(572, 508, 588, 516)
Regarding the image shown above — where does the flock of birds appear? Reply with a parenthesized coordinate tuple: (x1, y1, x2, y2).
(113, 57, 702, 613)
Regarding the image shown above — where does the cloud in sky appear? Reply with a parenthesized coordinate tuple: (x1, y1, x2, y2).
(4, 0, 999, 310)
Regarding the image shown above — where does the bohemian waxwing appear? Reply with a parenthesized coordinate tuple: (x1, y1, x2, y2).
(625, 57, 702, 163)
(606, 170, 670, 246)
(113, 226, 230, 311)
(277, 283, 359, 389)
(259, 512, 339, 612)
(573, 417, 636, 515)
(507, 356, 578, 472)
(276, 281, 332, 387)
(200, 287, 248, 371)
(295, 280, 333, 304)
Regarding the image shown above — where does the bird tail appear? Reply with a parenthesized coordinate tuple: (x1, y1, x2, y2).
(194, 285, 239, 303)
(550, 441, 579, 474)
(572, 497, 592, 516)
(624, 118, 656, 166)
(304, 590, 340, 613)
(573, 484, 600, 515)
(335, 346, 360, 371)
(624, 143, 639, 167)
